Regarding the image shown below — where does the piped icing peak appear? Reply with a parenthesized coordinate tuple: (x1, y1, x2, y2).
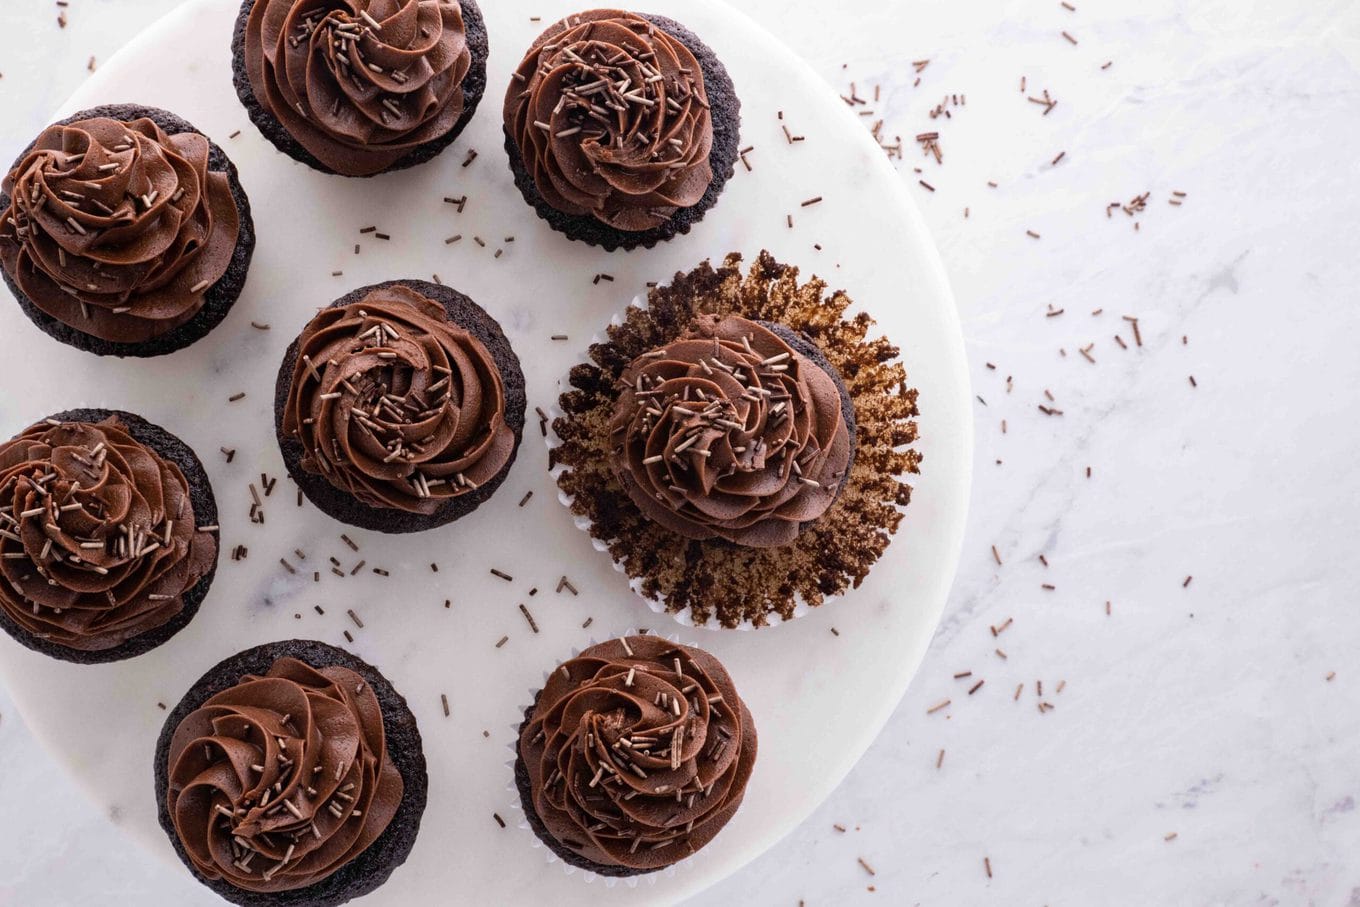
(165, 656, 402, 892)
(244, 0, 473, 176)
(505, 9, 714, 231)
(281, 284, 514, 513)
(0, 416, 215, 651)
(0, 116, 239, 343)
(520, 636, 756, 871)
(609, 314, 851, 548)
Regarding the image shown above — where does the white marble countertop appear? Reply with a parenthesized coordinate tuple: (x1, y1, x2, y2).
(1, 1, 1358, 904)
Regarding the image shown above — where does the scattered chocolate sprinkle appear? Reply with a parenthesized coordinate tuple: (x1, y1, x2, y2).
(800, 196, 823, 207)
(1183, 575, 1193, 588)
(341, 533, 359, 551)
(493, 813, 506, 828)
(968, 679, 985, 695)
(550, 334, 568, 341)
(582, 617, 593, 629)
(919, 180, 935, 192)
(1026, 230, 1041, 239)
(518, 491, 533, 507)
(346, 608, 364, 629)
(858, 858, 876, 877)
(228, 392, 246, 403)
(314, 605, 325, 615)
(279, 557, 296, 575)
(343, 630, 353, 643)
(495, 635, 508, 649)
(985, 856, 993, 878)
(926, 699, 950, 714)
(461, 149, 478, 168)
(221, 447, 236, 463)
(441, 694, 450, 717)
(991, 545, 1002, 565)
(518, 603, 539, 633)
(1164, 832, 1178, 841)
(490, 568, 512, 582)
(1061, 30, 1077, 44)
(833, 823, 847, 833)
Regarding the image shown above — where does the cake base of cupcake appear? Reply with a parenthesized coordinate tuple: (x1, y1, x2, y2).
(0, 408, 218, 664)
(154, 639, 428, 907)
(0, 105, 255, 358)
(274, 279, 526, 534)
(550, 252, 922, 628)
(502, 14, 741, 252)
(230, 0, 488, 177)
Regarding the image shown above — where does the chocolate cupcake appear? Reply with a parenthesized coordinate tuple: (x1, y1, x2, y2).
(0, 409, 218, 663)
(502, 10, 740, 251)
(275, 280, 525, 533)
(0, 105, 254, 357)
(156, 639, 427, 906)
(551, 252, 922, 628)
(515, 635, 757, 876)
(232, 0, 488, 177)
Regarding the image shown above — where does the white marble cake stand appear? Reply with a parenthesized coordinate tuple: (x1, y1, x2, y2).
(0, 0, 970, 903)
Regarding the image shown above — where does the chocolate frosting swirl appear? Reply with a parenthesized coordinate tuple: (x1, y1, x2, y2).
(166, 657, 402, 892)
(281, 285, 514, 513)
(505, 10, 714, 231)
(0, 116, 239, 343)
(0, 417, 215, 651)
(521, 636, 756, 871)
(245, 0, 473, 176)
(609, 315, 851, 548)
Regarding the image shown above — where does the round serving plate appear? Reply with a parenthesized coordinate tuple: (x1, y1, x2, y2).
(0, 0, 970, 903)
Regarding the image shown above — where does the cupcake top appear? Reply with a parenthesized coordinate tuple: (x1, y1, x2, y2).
(0, 115, 239, 344)
(244, 0, 473, 176)
(608, 314, 851, 548)
(504, 9, 714, 231)
(0, 416, 216, 652)
(164, 656, 402, 892)
(520, 636, 756, 871)
(281, 284, 514, 513)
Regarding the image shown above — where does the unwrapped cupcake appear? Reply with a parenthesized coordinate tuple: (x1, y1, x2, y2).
(550, 252, 921, 628)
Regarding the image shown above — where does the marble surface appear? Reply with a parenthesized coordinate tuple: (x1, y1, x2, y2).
(1, 0, 1358, 905)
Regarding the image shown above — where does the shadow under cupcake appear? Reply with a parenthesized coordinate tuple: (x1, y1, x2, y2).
(550, 251, 922, 628)
(274, 279, 525, 533)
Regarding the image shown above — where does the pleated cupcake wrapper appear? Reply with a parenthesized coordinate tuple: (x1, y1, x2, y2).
(503, 628, 695, 886)
(545, 294, 833, 631)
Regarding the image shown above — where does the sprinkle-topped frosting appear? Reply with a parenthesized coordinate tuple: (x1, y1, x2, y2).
(609, 314, 851, 548)
(281, 284, 514, 514)
(504, 9, 715, 231)
(165, 656, 402, 892)
(0, 116, 239, 343)
(520, 636, 756, 871)
(0, 417, 215, 651)
(244, 0, 473, 176)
